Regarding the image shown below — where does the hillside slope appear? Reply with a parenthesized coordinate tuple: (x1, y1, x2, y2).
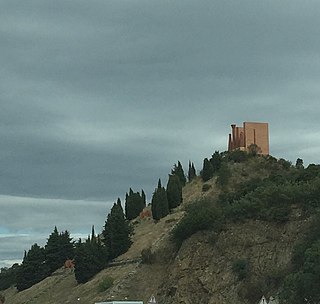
(2, 157, 312, 304)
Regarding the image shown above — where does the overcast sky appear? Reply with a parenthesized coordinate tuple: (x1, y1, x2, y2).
(1, 0, 320, 268)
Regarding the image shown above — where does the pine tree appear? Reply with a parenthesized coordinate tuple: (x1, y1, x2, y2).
(16, 244, 49, 291)
(151, 179, 169, 220)
(167, 174, 182, 209)
(102, 202, 132, 260)
(201, 158, 214, 182)
(45, 226, 74, 274)
(188, 161, 196, 182)
(171, 161, 186, 186)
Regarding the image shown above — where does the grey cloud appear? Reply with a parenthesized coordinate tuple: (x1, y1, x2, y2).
(1, 0, 320, 267)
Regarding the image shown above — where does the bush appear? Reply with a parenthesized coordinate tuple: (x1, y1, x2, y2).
(225, 149, 249, 163)
(141, 247, 155, 264)
(216, 163, 231, 189)
(202, 184, 211, 192)
(172, 199, 224, 246)
(98, 276, 114, 292)
(232, 259, 250, 280)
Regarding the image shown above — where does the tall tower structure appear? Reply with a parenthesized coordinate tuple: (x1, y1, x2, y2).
(228, 122, 269, 155)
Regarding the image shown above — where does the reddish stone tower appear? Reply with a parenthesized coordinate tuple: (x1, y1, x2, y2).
(228, 122, 269, 155)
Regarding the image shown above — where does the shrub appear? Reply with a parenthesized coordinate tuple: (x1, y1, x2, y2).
(141, 247, 155, 264)
(232, 259, 250, 280)
(216, 163, 231, 189)
(98, 276, 114, 292)
(225, 149, 249, 163)
(202, 184, 211, 192)
(172, 199, 224, 245)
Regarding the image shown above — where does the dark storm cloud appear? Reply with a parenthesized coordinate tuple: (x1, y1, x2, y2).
(1, 0, 320, 266)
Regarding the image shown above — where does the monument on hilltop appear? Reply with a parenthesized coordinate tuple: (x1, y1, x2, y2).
(228, 122, 269, 155)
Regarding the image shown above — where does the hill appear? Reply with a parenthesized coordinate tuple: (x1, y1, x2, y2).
(2, 153, 320, 304)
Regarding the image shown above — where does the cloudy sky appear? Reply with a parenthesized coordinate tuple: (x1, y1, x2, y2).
(1, 0, 320, 268)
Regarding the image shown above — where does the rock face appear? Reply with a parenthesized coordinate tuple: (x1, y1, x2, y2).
(103, 209, 308, 304)
(155, 218, 307, 304)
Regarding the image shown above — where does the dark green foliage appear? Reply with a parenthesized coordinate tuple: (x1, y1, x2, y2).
(210, 150, 222, 172)
(0, 263, 19, 290)
(45, 226, 74, 274)
(151, 179, 169, 220)
(171, 161, 186, 186)
(74, 231, 108, 284)
(222, 182, 293, 222)
(166, 174, 183, 209)
(202, 183, 211, 192)
(232, 259, 250, 280)
(0, 293, 4, 303)
(102, 202, 132, 260)
(125, 190, 146, 220)
(98, 276, 114, 292)
(280, 240, 320, 304)
(297, 164, 320, 182)
(172, 199, 224, 246)
(216, 163, 231, 188)
(277, 158, 292, 170)
(201, 158, 214, 182)
(295, 158, 304, 169)
(141, 189, 146, 205)
(247, 143, 261, 156)
(188, 161, 197, 182)
(291, 215, 320, 271)
(16, 244, 49, 291)
(225, 149, 249, 163)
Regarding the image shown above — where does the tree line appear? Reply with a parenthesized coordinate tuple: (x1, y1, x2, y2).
(0, 160, 197, 292)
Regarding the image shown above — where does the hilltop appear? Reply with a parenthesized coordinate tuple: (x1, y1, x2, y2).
(2, 153, 320, 304)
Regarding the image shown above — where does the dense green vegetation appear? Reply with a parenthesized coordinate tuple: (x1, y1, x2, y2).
(45, 227, 74, 274)
(125, 189, 146, 220)
(102, 199, 132, 260)
(74, 227, 107, 284)
(172, 198, 224, 246)
(151, 179, 169, 221)
(166, 174, 183, 209)
(172, 149, 320, 303)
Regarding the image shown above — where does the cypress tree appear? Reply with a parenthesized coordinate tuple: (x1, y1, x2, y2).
(167, 174, 182, 209)
(74, 231, 107, 284)
(102, 202, 132, 260)
(201, 158, 214, 182)
(125, 189, 146, 220)
(210, 151, 222, 172)
(171, 161, 186, 186)
(151, 179, 169, 220)
(141, 189, 146, 206)
(188, 161, 197, 182)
